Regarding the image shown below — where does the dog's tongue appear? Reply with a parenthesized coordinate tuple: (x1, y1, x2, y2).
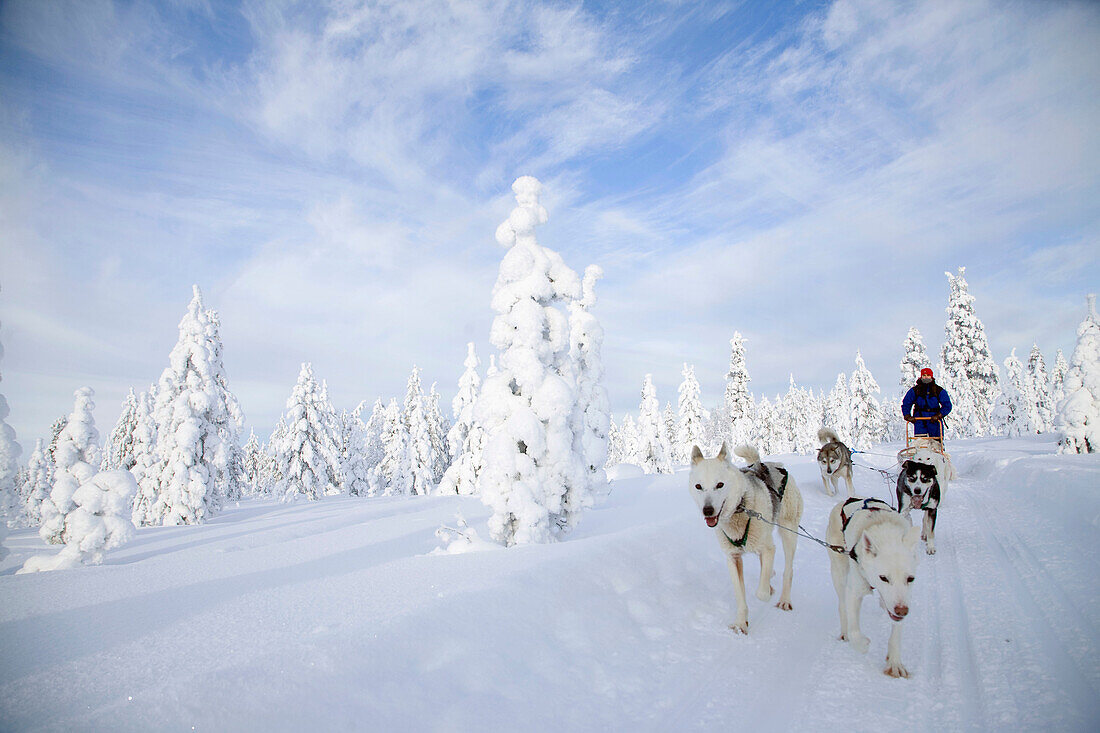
(911, 495, 923, 508)
(705, 516, 718, 527)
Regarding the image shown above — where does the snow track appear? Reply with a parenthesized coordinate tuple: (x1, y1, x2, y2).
(0, 437, 1097, 731)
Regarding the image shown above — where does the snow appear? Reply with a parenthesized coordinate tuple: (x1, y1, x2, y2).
(0, 436, 1095, 730)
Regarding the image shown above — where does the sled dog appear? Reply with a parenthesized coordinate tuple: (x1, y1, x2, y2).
(688, 442, 804, 633)
(817, 428, 855, 497)
(827, 497, 921, 678)
(896, 460, 941, 555)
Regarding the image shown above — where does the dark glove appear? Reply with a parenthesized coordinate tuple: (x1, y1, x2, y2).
(904, 415, 914, 422)
(931, 413, 942, 420)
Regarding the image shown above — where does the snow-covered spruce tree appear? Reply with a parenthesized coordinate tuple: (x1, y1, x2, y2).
(634, 375, 672, 474)
(900, 327, 929, 388)
(139, 287, 237, 525)
(1026, 345, 1052, 433)
(242, 430, 265, 495)
(823, 373, 851, 442)
(361, 399, 387, 496)
(102, 388, 139, 471)
(940, 268, 999, 437)
(427, 384, 451, 484)
(605, 416, 621, 467)
(848, 351, 885, 451)
(21, 439, 52, 527)
(317, 380, 344, 496)
(473, 176, 589, 545)
(618, 414, 640, 466)
(272, 364, 343, 501)
(440, 345, 484, 495)
(373, 399, 411, 496)
(569, 265, 610, 486)
(128, 388, 161, 524)
(677, 364, 707, 462)
(662, 402, 677, 460)
(446, 343, 480, 463)
(779, 375, 817, 454)
(401, 366, 438, 496)
(1055, 294, 1100, 454)
(992, 349, 1032, 437)
(202, 306, 247, 501)
(1051, 349, 1069, 409)
(40, 387, 100, 544)
(754, 396, 779, 455)
(0, 304, 22, 524)
(20, 469, 138, 573)
(338, 408, 371, 497)
(724, 332, 755, 447)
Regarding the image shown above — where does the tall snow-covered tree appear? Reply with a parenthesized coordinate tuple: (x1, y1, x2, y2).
(779, 375, 817, 454)
(202, 306, 247, 502)
(849, 351, 885, 450)
(677, 363, 707, 462)
(361, 399, 387, 496)
(823, 373, 851, 442)
(900, 327, 929, 388)
(102, 389, 140, 471)
(242, 430, 265, 495)
(426, 384, 451, 483)
(754, 396, 779, 455)
(138, 287, 234, 525)
(0, 304, 22, 523)
(1051, 349, 1069, 414)
(338, 409, 371, 497)
(40, 387, 100, 544)
(128, 388, 161, 524)
(446, 344, 480, 466)
(993, 349, 1032, 437)
(272, 364, 343, 501)
(605, 416, 621, 467)
(1055, 294, 1100, 454)
(724, 332, 754, 447)
(21, 439, 52, 527)
(569, 265, 610, 487)
(401, 367, 438, 496)
(374, 398, 411, 496)
(1026, 345, 1053, 433)
(618, 414, 641, 466)
(474, 176, 588, 545)
(940, 268, 999, 437)
(440, 345, 484, 496)
(635, 375, 672, 474)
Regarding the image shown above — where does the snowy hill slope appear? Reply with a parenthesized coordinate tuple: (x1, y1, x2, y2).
(1, 436, 1097, 731)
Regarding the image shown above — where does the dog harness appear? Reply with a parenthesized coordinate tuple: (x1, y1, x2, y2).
(721, 467, 791, 550)
(840, 497, 894, 561)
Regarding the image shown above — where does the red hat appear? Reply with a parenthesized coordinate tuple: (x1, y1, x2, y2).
(920, 367, 934, 378)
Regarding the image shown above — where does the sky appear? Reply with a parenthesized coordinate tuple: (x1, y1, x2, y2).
(1, 0, 1098, 445)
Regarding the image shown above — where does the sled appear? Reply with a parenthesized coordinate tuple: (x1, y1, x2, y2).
(897, 417, 958, 482)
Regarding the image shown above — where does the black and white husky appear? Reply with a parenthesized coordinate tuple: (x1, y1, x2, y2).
(827, 497, 921, 678)
(688, 443, 804, 634)
(816, 427, 854, 497)
(896, 460, 941, 555)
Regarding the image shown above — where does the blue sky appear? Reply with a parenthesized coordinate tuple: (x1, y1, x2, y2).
(1, 0, 1098, 444)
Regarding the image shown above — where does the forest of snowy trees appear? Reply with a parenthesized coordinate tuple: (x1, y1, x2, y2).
(1, 189, 1098, 564)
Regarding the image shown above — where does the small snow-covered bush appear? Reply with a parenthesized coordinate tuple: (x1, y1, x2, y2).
(20, 469, 137, 573)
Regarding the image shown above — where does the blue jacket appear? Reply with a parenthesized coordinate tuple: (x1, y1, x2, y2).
(902, 381, 952, 438)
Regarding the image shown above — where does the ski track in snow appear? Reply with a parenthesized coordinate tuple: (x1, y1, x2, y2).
(0, 437, 1097, 732)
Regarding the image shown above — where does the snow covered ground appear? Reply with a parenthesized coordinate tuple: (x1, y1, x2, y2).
(1, 436, 1097, 732)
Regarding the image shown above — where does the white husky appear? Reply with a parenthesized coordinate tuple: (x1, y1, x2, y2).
(827, 497, 921, 678)
(688, 443, 804, 633)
